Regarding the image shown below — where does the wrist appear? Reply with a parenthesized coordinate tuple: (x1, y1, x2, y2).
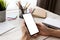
(47, 28, 55, 36)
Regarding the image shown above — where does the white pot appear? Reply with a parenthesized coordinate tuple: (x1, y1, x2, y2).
(0, 10, 6, 22)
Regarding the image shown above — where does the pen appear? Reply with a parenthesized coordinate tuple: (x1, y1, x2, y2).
(24, 3, 30, 10)
(17, 1, 24, 14)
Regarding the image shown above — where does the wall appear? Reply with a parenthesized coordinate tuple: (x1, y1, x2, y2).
(55, 0, 60, 15)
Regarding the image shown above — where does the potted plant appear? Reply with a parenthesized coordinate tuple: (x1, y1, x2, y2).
(0, 0, 6, 22)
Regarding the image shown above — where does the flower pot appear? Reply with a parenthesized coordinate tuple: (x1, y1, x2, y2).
(0, 10, 6, 22)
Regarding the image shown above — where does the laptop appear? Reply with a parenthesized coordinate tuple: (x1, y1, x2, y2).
(42, 17, 60, 29)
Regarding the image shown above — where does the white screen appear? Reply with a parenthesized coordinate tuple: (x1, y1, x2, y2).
(23, 13, 39, 35)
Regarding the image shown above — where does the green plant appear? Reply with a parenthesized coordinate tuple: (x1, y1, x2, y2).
(0, 0, 6, 11)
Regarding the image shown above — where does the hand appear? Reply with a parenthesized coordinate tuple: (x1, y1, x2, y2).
(21, 22, 31, 40)
(21, 22, 50, 40)
(36, 23, 50, 36)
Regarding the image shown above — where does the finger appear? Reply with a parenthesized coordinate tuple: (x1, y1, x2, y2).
(21, 22, 25, 27)
(36, 23, 42, 30)
(36, 22, 44, 26)
(21, 33, 30, 40)
(36, 22, 47, 29)
(21, 25, 31, 40)
(31, 33, 41, 39)
(36, 23, 41, 26)
(21, 21, 27, 33)
(22, 22, 29, 34)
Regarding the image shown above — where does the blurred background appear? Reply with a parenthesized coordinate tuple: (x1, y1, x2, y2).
(5, 0, 60, 18)
(37, 0, 60, 15)
(5, 0, 37, 18)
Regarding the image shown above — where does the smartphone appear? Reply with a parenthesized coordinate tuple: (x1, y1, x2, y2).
(23, 13, 39, 35)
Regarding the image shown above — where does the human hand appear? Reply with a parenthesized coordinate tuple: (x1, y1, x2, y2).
(21, 22, 50, 40)
(36, 23, 50, 36)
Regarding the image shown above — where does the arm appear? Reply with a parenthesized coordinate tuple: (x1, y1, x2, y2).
(49, 29, 60, 38)
(21, 22, 60, 40)
(37, 23, 60, 38)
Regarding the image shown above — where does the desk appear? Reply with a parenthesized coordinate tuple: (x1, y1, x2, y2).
(0, 7, 60, 40)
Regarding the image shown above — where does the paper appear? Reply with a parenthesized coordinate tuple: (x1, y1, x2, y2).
(0, 20, 16, 35)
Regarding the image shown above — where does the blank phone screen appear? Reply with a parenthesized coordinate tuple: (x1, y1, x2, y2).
(23, 13, 39, 35)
